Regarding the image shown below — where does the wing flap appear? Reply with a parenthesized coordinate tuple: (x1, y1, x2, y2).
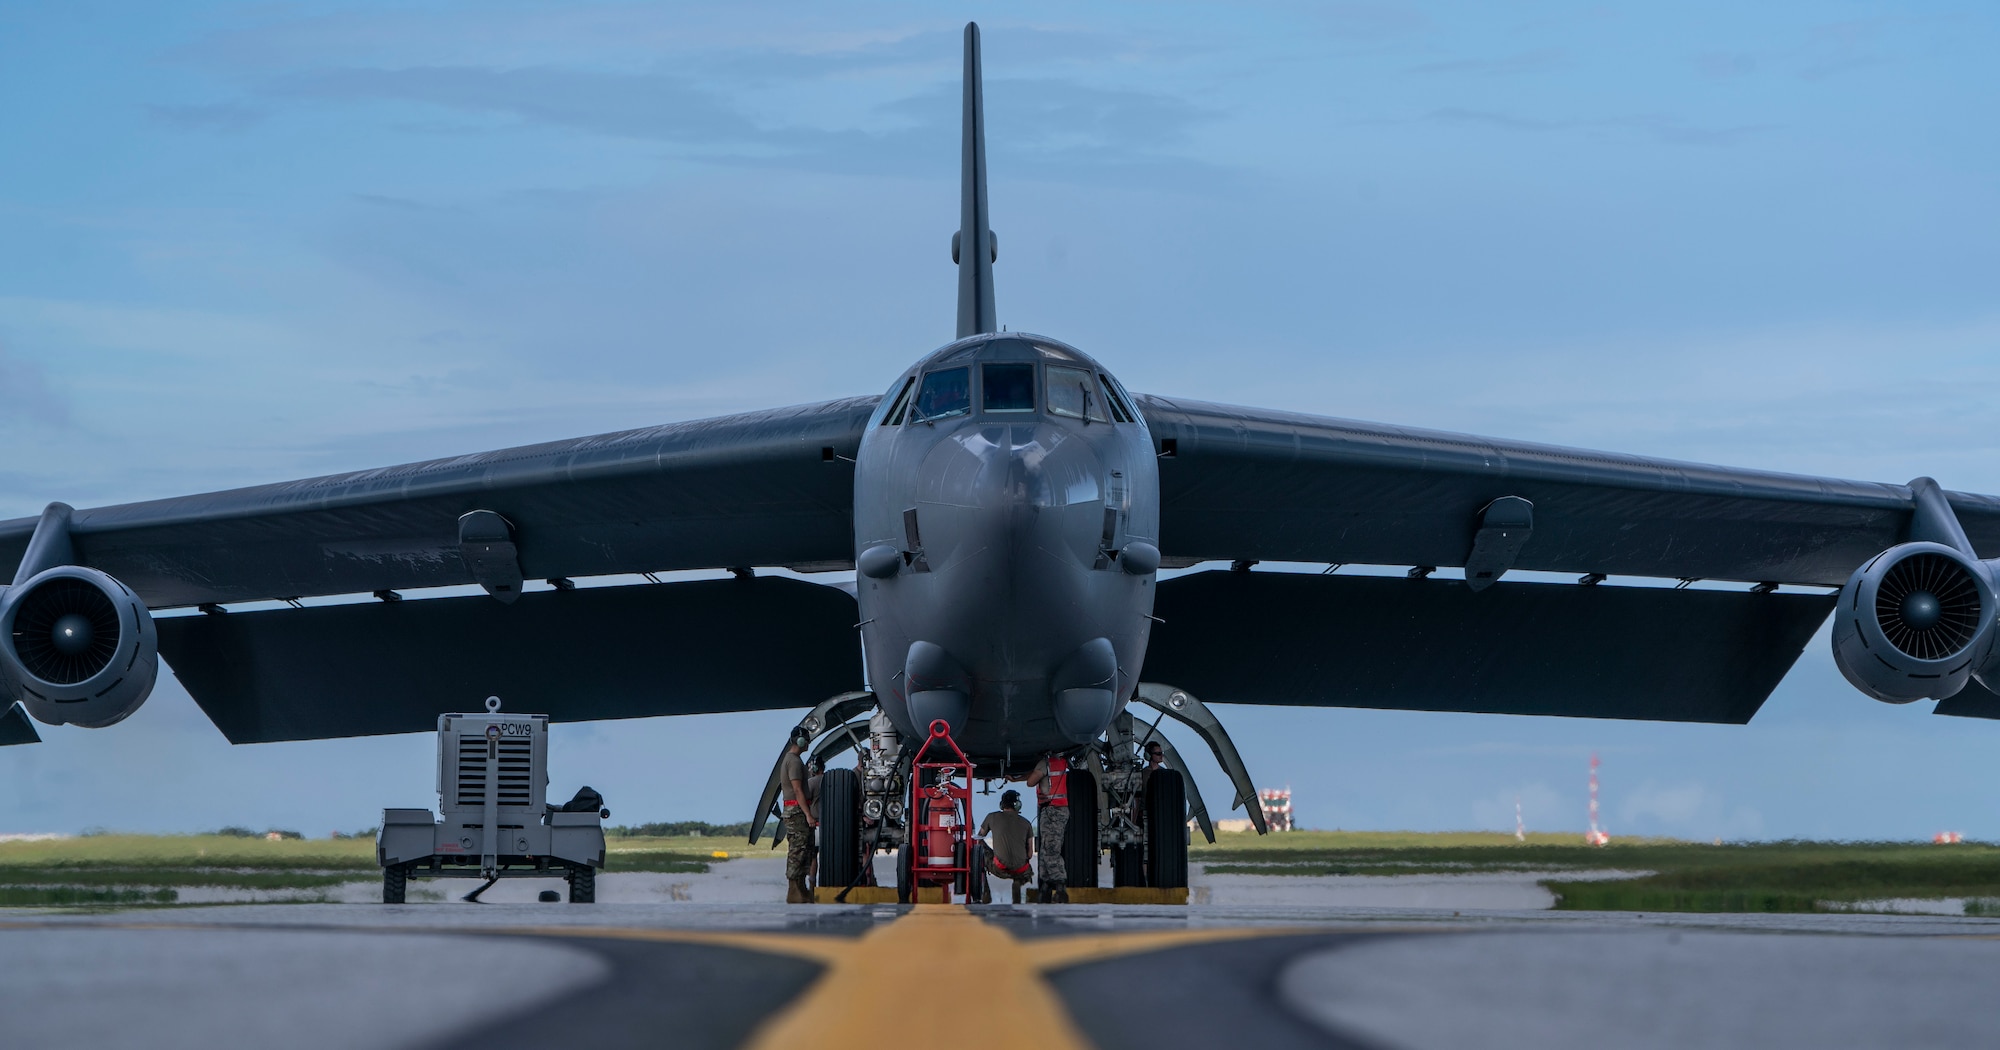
(156, 577, 861, 743)
(1142, 570, 1834, 723)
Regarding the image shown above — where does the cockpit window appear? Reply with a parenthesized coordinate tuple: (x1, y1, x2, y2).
(982, 363, 1036, 413)
(911, 367, 971, 423)
(1098, 373, 1134, 423)
(1047, 366, 1109, 423)
(881, 375, 916, 426)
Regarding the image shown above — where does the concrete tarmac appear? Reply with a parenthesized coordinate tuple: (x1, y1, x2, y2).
(8, 865, 2000, 1050)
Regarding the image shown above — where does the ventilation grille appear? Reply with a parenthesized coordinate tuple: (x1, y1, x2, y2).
(1876, 552, 1983, 661)
(454, 737, 534, 807)
(11, 577, 120, 685)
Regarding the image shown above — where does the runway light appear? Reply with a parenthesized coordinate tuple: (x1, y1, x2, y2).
(712, 850, 731, 858)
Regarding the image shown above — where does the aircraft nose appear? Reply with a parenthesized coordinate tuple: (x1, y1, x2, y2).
(906, 423, 1109, 574)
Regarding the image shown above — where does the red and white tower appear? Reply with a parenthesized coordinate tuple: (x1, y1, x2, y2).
(1258, 787, 1294, 832)
(1585, 752, 1609, 846)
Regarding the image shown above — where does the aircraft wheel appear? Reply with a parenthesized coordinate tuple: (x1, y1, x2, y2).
(1145, 768, 1190, 889)
(1112, 845, 1147, 887)
(819, 768, 863, 889)
(896, 842, 914, 903)
(381, 864, 408, 904)
(1063, 767, 1100, 888)
(568, 865, 597, 903)
(968, 840, 992, 903)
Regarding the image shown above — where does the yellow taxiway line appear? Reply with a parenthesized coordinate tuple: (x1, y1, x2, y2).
(744, 904, 1092, 1050)
(0, 910, 1345, 1050)
(511, 908, 1305, 1049)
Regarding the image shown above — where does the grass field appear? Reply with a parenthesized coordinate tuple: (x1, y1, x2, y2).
(0, 832, 723, 907)
(8, 829, 1999, 913)
(1193, 830, 2000, 913)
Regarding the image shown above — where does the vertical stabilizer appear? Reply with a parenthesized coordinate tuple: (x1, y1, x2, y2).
(955, 22, 998, 338)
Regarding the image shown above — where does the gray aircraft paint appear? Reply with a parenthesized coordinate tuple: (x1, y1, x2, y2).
(852, 335, 1160, 759)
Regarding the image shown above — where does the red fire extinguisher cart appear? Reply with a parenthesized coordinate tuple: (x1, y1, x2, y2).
(908, 719, 975, 903)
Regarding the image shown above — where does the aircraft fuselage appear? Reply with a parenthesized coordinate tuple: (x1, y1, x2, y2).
(853, 334, 1159, 768)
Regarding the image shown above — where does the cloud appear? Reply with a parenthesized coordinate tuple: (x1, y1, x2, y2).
(1410, 49, 1565, 77)
(146, 102, 264, 133)
(1296, 2, 1432, 40)
(275, 65, 753, 144)
(1693, 52, 1758, 79)
(1472, 782, 1567, 834)
(270, 64, 1226, 187)
(1616, 779, 1765, 838)
(1424, 107, 1778, 146)
(0, 342, 69, 429)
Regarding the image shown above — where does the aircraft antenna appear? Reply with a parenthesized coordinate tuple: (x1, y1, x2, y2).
(955, 22, 998, 338)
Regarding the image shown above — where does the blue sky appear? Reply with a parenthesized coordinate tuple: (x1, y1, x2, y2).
(3, 1, 1998, 839)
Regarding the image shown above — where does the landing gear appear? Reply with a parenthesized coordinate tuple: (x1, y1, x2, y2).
(819, 767, 863, 890)
(1112, 844, 1147, 887)
(1064, 690, 1261, 892)
(1063, 767, 1100, 889)
(969, 840, 992, 904)
(1145, 768, 1189, 889)
(751, 694, 912, 903)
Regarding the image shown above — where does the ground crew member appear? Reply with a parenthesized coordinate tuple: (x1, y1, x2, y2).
(976, 789, 1036, 903)
(804, 757, 824, 894)
(1019, 753, 1071, 903)
(1138, 739, 1166, 809)
(781, 727, 818, 904)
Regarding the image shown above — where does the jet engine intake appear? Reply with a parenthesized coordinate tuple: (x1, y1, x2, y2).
(0, 566, 159, 728)
(1832, 542, 1995, 703)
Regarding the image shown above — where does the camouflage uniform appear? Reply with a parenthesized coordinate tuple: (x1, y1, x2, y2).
(1036, 804, 1068, 883)
(780, 750, 816, 883)
(784, 806, 816, 880)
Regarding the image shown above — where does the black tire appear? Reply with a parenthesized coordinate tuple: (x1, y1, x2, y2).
(1112, 845, 1147, 887)
(819, 767, 863, 890)
(968, 840, 991, 904)
(1145, 768, 1190, 889)
(896, 842, 914, 904)
(1062, 767, 1100, 889)
(568, 865, 596, 903)
(382, 864, 407, 904)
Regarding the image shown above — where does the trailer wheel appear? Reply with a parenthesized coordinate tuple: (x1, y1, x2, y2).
(1145, 768, 1190, 889)
(382, 864, 407, 904)
(818, 767, 863, 890)
(896, 842, 914, 903)
(1062, 767, 1100, 888)
(568, 865, 597, 903)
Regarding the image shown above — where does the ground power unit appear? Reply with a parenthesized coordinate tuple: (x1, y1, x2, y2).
(376, 697, 606, 903)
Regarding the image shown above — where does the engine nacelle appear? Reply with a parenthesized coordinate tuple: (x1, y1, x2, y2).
(0, 566, 158, 728)
(1832, 542, 1996, 703)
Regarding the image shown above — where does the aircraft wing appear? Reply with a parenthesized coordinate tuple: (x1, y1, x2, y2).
(1137, 394, 2000, 586)
(0, 396, 879, 608)
(1134, 394, 2000, 724)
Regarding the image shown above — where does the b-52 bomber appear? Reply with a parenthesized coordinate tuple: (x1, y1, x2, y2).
(5, 24, 2000, 891)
